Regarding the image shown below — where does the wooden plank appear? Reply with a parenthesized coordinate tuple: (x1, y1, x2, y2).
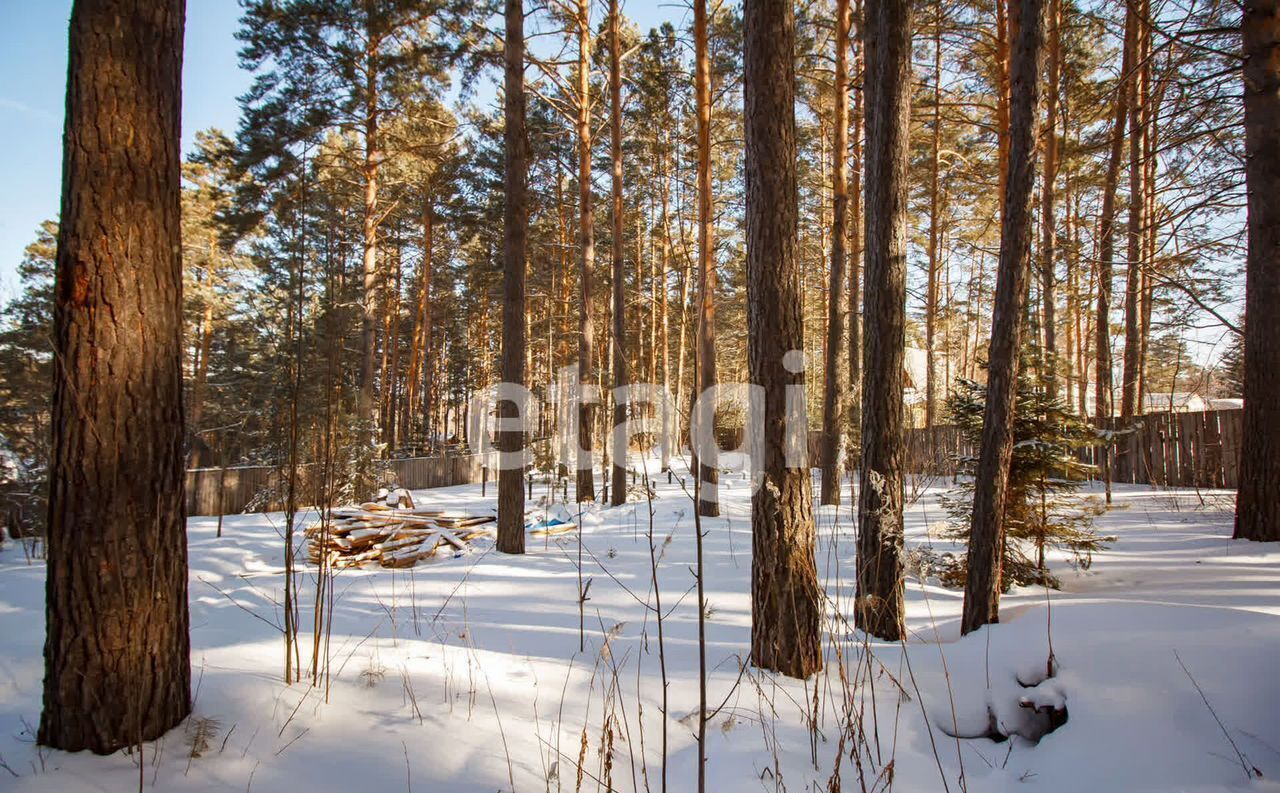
(1175, 412, 1195, 487)
(1222, 409, 1242, 488)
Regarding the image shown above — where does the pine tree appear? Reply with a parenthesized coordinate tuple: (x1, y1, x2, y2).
(0, 223, 57, 537)
(961, 0, 1048, 635)
(856, 0, 912, 642)
(497, 0, 528, 554)
(940, 362, 1111, 592)
(1234, 0, 1280, 542)
(745, 0, 822, 679)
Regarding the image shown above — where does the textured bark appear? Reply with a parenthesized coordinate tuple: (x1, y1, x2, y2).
(41, 0, 191, 753)
(576, 0, 597, 502)
(847, 4, 864, 457)
(996, 0, 1011, 214)
(497, 0, 527, 554)
(382, 245, 402, 447)
(1095, 2, 1136, 421)
(403, 199, 433, 437)
(694, 0, 720, 516)
(1120, 0, 1149, 419)
(820, 0, 852, 506)
(961, 0, 1046, 635)
(359, 24, 383, 431)
(609, 0, 629, 507)
(1139, 63, 1161, 407)
(1235, 0, 1280, 542)
(744, 0, 822, 679)
(925, 17, 943, 429)
(1040, 0, 1061, 400)
(855, 0, 912, 642)
(659, 150, 673, 472)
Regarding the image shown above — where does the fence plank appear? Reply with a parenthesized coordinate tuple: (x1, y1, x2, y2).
(184, 450, 507, 517)
(903, 408, 1241, 491)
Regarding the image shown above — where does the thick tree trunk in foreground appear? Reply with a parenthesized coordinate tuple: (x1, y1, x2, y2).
(855, 0, 912, 642)
(41, 0, 191, 754)
(609, 0, 629, 507)
(497, 0, 527, 554)
(820, 0, 852, 506)
(744, 0, 822, 679)
(961, 0, 1046, 635)
(576, 0, 597, 502)
(694, 0, 720, 516)
(1235, 0, 1280, 542)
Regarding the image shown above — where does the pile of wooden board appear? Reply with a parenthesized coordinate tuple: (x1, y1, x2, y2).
(306, 504, 496, 569)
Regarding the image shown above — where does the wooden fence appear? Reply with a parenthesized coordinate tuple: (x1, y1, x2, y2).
(1086, 408, 1243, 489)
(187, 410, 1243, 516)
(902, 408, 1243, 489)
(184, 452, 499, 517)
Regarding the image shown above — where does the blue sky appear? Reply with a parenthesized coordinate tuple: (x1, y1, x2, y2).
(0, 1, 252, 298)
(0, 1, 689, 300)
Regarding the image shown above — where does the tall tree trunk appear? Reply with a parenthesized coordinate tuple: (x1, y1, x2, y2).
(820, 0, 852, 506)
(1096, 2, 1136, 423)
(848, 0, 864, 458)
(925, 12, 943, 428)
(744, 0, 822, 679)
(961, 0, 1047, 635)
(996, 0, 1011, 214)
(359, 31, 382, 435)
(1138, 60, 1160, 407)
(660, 149, 673, 472)
(189, 302, 215, 466)
(382, 243, 402, 448)
(609, 0, 629, 506)
(1235, 0, 1280, 542)
(694, 0, 720, 516)
(1040, 0, 1061, 400)
(1120, 0, 1148, 419)
(498, 0, 527, 554)
(856, 0, 913, 642)
(403, 198, 433, 439)
(41, 0, 190, 753)
(576, 0, 597, 502)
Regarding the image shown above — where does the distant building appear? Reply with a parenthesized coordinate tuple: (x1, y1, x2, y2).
(903, 347, 929, 408)
(1206, 397, 1243, 411)
(1141, 392, 1206, 414)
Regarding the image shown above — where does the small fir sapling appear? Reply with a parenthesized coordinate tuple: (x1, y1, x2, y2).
(935, 360, 1113, 590)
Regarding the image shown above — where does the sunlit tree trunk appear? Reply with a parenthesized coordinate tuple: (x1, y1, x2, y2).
(694, 0, 720, 516)
(745, 0, 822, 679)
(1235, 0, 1280, 542)
(1096, 2, 1136, 425)
(359, 23, 383, 434)
(925, 12, 943, 428)
(1120, 0, 1149, 419)
(576, 0, 597, 502)
(961, 0, 1047, 635)
(820, 0, 852, 505)
(848, 0, 864, 458)
(497, 0, 528, 554)
(41, 0, 190, 753)
(856, 0, 913, 641)
(609, 0, 629, 506)
(1040, 0, 1061, 400)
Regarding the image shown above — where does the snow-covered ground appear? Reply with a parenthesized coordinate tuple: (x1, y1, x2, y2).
(1, 456, 1278, 792)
